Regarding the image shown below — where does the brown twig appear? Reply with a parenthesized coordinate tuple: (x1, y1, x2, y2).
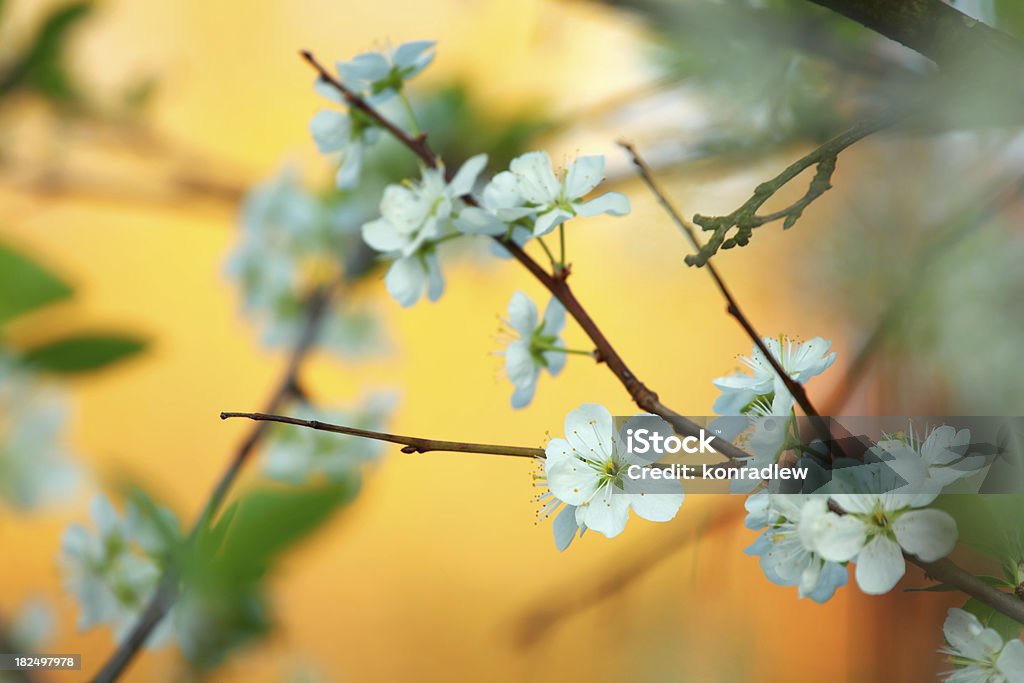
(220, 412, 544, 459)
(91, 282, 339, 683)
(300, 50, 747, 461)
(620, 141, 838, 452)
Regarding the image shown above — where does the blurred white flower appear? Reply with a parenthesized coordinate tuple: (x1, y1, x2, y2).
(941, 607, 1024, 683)
(484, 152, 629, 237)
(362, 155, 495, 306)
(335, 40, 435, 104)
(801, 493, 957, 595)
(263, 395, 395, 484)
(873, 424, 987, 496)
(744, 494, 848, 603)
(226, 169, 385, 356)
(544, 404, 684, 540)
(0, 356, 79, 510)
(60, 495, 180, 646)
(500, 292, 567, 409)
(8, 598, 55, 651)
(712, 336, 836, 416)
(310, 108, 380, 189)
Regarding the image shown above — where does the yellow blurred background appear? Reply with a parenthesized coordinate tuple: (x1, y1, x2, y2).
(0, 0, 970, 681)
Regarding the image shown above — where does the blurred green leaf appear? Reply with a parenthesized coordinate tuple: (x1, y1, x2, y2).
(0, 1, 93, 103)
(22, 334, 147, 374)
(178, 481, 358, 667)
(935, 495, 1024, 560)
(0, 242, 72, 325)
(963, 597, 1024, 641)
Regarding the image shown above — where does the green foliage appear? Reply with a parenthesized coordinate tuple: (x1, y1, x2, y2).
(0, 1, 93, 104)
(176, 481, 359, 667)
(963, 597, 1024, 641)
(0, 241, 72, 325)
(22, 334, 147, 374)
(934, 495, 1024, 561)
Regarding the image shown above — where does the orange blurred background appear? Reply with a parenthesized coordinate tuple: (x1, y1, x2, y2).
(0, 0, 965, 681)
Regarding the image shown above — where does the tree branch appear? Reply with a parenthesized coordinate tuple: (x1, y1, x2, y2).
(300, 50, 748, 461)
(804, 0, 1024, 68)
(91, 282, 339, 683)
(219, 412, 545, 459)
(686, 118, 888, 267)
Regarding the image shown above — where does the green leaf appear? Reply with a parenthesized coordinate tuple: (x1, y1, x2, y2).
(934, 495, 1024, 560)
(178, 481, 359, 668)
(0, 242, 72, 325)
(0, 1, 93, 102)
(22, 334, 147, 374)
(963, 597, 1024, 641)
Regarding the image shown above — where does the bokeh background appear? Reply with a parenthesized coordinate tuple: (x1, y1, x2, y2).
(2, 0, 1023, 681)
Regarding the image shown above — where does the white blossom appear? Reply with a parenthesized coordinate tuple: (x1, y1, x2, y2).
(484, 151, 630, 237)
(801, 493, 957, 595)
(226, 169, 384, 356)
(744, 494, 848, 603)
(310, 108, 379, 189)
(500, 292, 567, 409)
(361, 155, 494, 306)
(941, 608, 1024, 683)
(335, 40, 435, 104)
(263, 395, 394, 484)
(712, 336, 836, 416)
(543, 404, 684, 540)
(873, 424, 987, 496)
(0, 355, 78, 510)
(60, 495, 180, 646)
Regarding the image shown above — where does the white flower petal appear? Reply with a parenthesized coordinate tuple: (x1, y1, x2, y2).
(564, 155, 605, 198)
(563, 403, 614, 459)
(552, 504, 579, 552)
(578, 485, 630, 538)
(541, 297, 566, 335)
(533, 208, 573, 237)
(453, 206, 505, 235)
(807, 510, 866, 562)
(892, 509, 957, 561)
(574, 191, 631, 218)
(998, 639, 1024, 683)
(546, 457, 599, 506)
(449, 154, 488, 197)
(393, 40, 436, 70)
(510, 151, 560, 204)
(506, 291, 538, 336)
(854, 534, 905, 594)
(505, 339, 537, 385)
(384, 256, 425, 307)
(362, 218, 406, 253)
(309, 110, 350, 153)
(339, 52, 390, 85)
(543, 348, 567, 377)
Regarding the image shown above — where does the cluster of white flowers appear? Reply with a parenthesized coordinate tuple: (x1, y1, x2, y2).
(61, 495, 181, 645)
(941, 608, 1024, 683)
(872, 424, 988, 497)
(0, 355, 78, 510)
(311, 41, 435, 189)
(262, 395, 394, 484)
(538, 403, 684, 549)
(226, 169, 384, 356)
(713, 335, 836, 417)
(500, 292, 567, 409)
(802, 492, 957, 594)
(361, 155, 492, 306)
(744, 494, 849, 603)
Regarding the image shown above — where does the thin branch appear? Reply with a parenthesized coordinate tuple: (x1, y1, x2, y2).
(220, 412, 545, 459)
(300, 50, 748, 461)
(91, 281, 339, 683)
(514, 503, 742, 647)
(621, 141, 838, 452)
(804, 0, 1024, 68)
(686, 118, 889, 267)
